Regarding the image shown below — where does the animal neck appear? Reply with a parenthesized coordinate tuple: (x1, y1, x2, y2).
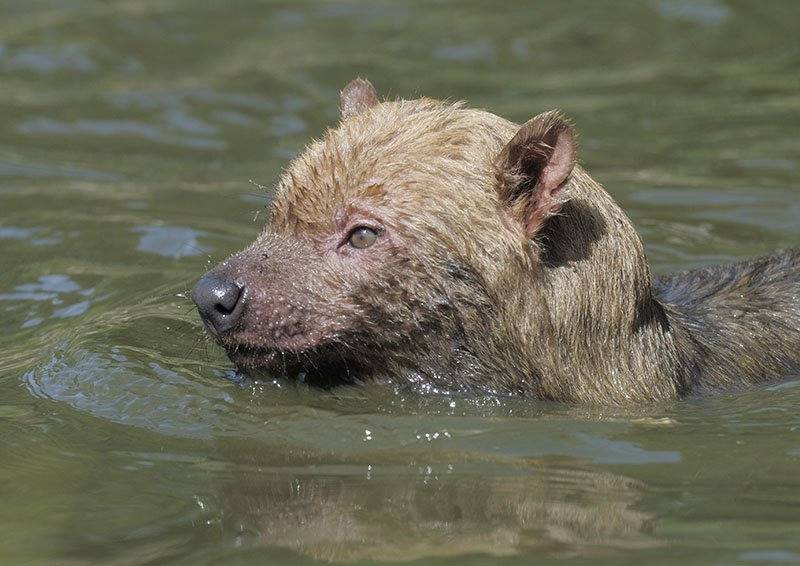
(530, 168, 684, 403)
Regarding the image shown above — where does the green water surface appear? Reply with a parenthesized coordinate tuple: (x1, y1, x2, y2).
(1, 1, 799, 564)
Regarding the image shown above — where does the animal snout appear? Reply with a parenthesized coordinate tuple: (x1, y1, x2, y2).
(192, 273, 246, 336)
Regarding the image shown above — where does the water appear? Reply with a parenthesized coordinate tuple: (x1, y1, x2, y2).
(1, 1, 799, 564)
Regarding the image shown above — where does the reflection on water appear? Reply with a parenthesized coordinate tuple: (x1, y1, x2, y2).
(134, 225, 206, 258)
(655, 0, 730, 26)
(0, 43, 97, 74)
(217, 466, 657, 561)
(0, 274, 97, 328)
(23, 347, 231, 439)
(1, 0, 800, 564)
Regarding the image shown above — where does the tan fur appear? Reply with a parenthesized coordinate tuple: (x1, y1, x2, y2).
(198, 80, 800, 404)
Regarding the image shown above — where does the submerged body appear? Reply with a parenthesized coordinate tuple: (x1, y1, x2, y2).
(655, 250, 800, 396)
(192, 79, 800, 404)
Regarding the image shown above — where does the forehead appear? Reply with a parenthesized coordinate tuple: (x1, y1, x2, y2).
(269, 99, 509, 233)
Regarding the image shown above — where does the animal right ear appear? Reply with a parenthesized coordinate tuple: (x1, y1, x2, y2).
(340, 77, 379, 120)
(494, 110, 578, 237)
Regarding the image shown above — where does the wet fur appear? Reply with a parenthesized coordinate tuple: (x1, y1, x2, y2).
(200, 85, 800, 404)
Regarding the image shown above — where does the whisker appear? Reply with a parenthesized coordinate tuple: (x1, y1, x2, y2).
(182, 243, 212, 256)
(332, 343, 352, 381)
(248, 179, 270, 193)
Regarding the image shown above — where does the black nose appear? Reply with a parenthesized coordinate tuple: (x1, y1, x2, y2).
(191, 274, 246, 335)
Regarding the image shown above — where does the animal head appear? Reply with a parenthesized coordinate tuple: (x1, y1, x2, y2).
(192, 78, 580, 387)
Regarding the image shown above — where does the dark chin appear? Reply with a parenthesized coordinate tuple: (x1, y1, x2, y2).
(225, 344, 364, 388)
(224, 345, 280, 369)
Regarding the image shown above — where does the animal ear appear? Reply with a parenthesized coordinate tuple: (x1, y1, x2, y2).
(494, 110, 577, 237)
(339, 77, 379, 119)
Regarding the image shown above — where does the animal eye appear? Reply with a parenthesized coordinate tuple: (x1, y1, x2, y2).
(347, 226, 379, 249)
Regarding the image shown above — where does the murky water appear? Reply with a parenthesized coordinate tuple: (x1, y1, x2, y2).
(1, 1, 799, 564)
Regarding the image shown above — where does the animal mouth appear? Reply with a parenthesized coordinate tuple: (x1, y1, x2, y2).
(224, 344, 281, 368)
(222, 341, 364, 387)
